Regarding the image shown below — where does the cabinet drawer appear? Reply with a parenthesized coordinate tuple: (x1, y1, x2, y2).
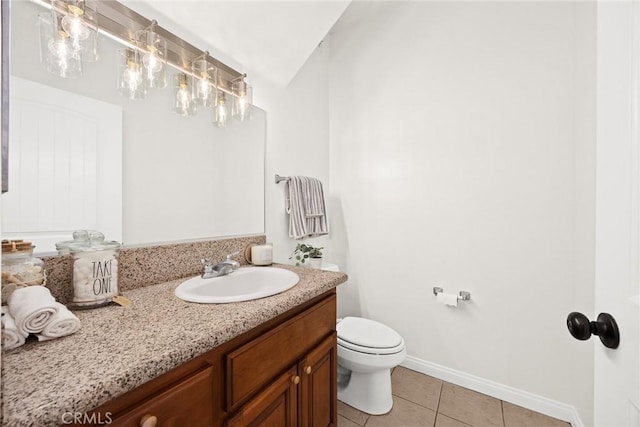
(108, 367, 214, 427)
(226, 294, 336, 409)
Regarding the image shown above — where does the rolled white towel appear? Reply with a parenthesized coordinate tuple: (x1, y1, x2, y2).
(36, 302, 81, 341)
(7, 286, 59, 335)
(1, 306, 28, 350)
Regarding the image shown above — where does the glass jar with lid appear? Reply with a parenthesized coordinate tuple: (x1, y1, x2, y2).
(1, 240, 46, 304)
(58, 230, 121, 308)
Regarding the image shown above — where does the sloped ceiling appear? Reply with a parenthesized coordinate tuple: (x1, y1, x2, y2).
(119, 1, 351, 87)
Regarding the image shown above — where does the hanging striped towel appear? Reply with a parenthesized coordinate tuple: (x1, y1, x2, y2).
(285, 176, 329, 239)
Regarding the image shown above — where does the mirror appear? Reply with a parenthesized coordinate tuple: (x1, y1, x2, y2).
(2, 1, 265, 253)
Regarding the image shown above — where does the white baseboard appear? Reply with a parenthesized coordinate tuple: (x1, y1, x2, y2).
(401, 355, 585, 427)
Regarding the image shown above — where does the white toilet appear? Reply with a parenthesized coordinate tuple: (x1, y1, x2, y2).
(336, 316, 407, 415)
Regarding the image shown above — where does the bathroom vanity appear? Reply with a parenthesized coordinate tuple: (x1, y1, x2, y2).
(91, 291, 336, 427)
(0, 264, 346, 427)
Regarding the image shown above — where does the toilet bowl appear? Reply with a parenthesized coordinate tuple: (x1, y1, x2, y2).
(337, 316, 407, 415)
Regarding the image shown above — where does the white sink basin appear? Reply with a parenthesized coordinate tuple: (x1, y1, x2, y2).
(175, 267, 300, 304)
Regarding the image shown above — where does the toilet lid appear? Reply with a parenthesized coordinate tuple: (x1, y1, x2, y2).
(337, 317, 403, 350)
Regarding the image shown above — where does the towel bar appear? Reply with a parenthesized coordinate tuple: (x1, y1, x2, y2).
(275, 174, 289, 184)
(433, 287, 471, 301)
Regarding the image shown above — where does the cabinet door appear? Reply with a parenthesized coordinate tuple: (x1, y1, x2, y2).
(300, 333, 337, 427)
(226, 295, 335, 410)
(226, 366, 299, 427)
(106, 367, 214, 427)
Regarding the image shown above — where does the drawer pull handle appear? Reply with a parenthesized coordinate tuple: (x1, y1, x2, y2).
(291, 375, 300, 385)
(140, 414, 158, 427)
(305, 366, 312, 375)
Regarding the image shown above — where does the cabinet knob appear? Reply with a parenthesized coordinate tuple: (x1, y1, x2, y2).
(304, 366, 312, 375)
(140, 414, 158, 427)
(291, 375, 300, 385)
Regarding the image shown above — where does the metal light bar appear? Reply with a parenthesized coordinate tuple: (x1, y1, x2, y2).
(36, 0, 245, 94)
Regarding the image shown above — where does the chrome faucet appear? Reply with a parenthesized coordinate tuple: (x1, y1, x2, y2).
(201, 252, 240, 279)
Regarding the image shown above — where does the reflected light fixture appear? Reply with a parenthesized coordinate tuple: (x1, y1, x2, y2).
(213, 92, 229, 128)
(117, 48, 147, 100)
(136, 20, 167, 89)
(191, 51, 217, 107)
(59, 0, 99, 62)
(34, 0, 253, 129)
(232, 76, 253, 122)
(172, 73, 196, 116)
(38, 10, 82, 78)
(61, 0, 90, 40)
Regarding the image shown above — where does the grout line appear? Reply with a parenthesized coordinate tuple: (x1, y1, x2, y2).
(338, 405, 368, 427)
(435, 379, 444, 413)
(501, 399, 506, 427)
(432, 379, 444, 427)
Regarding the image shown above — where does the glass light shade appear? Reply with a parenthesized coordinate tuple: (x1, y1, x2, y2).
(191, 57, 217, 107)
(213, 92, 229, 128)
(70, 1, 99, 62)
(136, 26, 167, 89)
(61, 0, 90, 40)
(172, 73, 197, 116)
(232, 80, 253, 122)
(38, 12, 82, 79)
(117, 48, 147, 100)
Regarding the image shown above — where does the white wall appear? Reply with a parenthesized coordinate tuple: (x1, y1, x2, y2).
(328, 2, 595, 424)
(254, 42, 334, 265)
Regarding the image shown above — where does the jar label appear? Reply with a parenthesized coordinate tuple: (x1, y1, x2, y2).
(92, 259, 114, 296)
(73, 251, 118, 304)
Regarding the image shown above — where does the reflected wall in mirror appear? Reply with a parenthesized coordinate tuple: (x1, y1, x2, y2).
(3, 0, 265, 253)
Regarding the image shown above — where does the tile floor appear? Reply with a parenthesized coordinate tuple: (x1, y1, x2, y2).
(338, 367, 572, 427)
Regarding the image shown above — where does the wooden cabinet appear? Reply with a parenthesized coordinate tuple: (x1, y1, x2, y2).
(85, 290, 337, 427)
(227, 333, 337, 427)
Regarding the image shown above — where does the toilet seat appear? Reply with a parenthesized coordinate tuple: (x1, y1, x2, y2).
(337, 317, 405, 355)
(338, 337, 405, 355)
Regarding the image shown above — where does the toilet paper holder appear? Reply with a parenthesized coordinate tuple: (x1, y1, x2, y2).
(433, 287, 471, 301)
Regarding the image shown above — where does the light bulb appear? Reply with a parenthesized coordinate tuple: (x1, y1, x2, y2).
(48, 36, 74, 60)
(232, 79, 252, 121)
(215, 104, 228, 126)
(197, 78, 212, 99)
(143, 51, 163, 73)
(237, 96, 249, 117)
(172, 73, 195, 115)
(214, 95, 228, 127)
(177, 86, 191, 107)
(62, 15, 90, 40)
(122, 63, 142, 91)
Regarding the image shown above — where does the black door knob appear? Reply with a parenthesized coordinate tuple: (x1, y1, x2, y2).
(566, 312, 620, 349)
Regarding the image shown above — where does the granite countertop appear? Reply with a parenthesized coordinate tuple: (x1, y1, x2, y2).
(1, 265, 347, 427)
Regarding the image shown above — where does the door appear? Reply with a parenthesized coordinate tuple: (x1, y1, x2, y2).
(594, 1, 640, 425)
(299, 333, 337, 427)
(4, 77, 122, 252)
(225, 366, 299, 427)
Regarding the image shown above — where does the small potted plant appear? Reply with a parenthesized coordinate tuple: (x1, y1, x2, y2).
(290, 243, 324, 269)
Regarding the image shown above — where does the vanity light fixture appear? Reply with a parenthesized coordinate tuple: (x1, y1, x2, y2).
(38, 10, 82, 78)
(33, 0, 254, 128)
(191, 51, 217, 107)
(213, 92, 229, 128)
(172, 73, 196, 116)
(232, 76, 253, 122)
(117, 48, 147, 100)
(58, 0, 99, 62)
(135, 20, 167, 89)
(37, 0, 98, 78)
